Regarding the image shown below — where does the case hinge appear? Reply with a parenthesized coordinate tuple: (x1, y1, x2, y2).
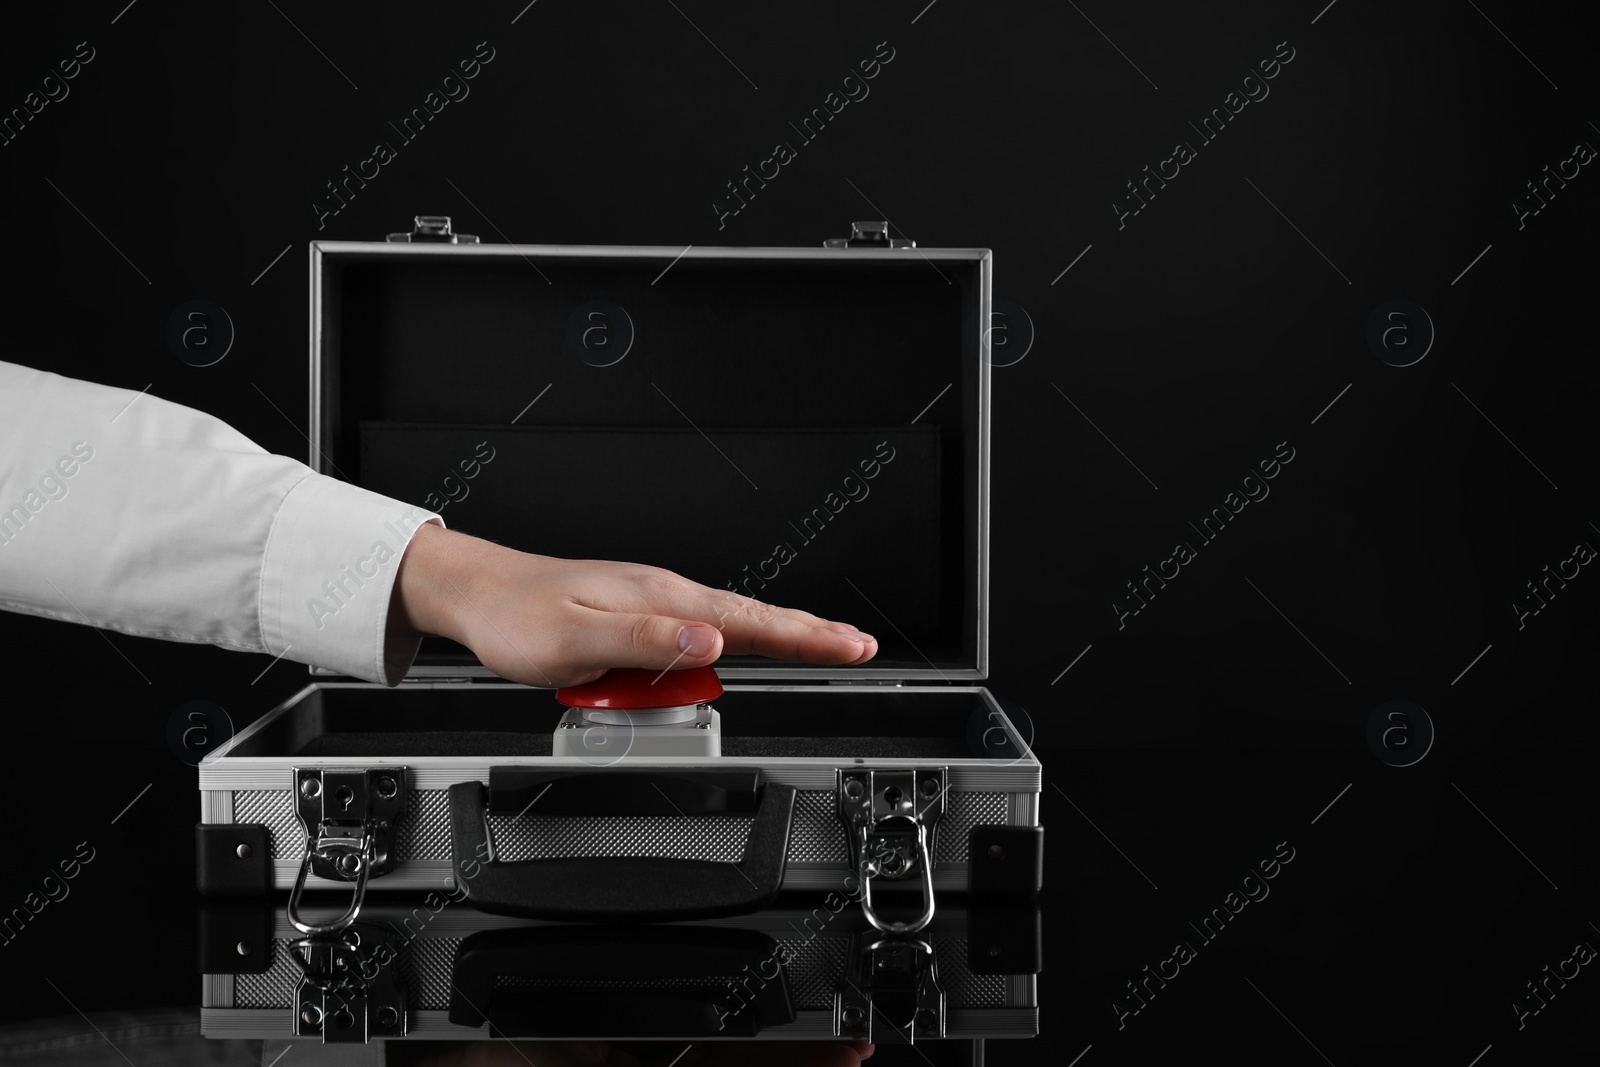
(837, 767, 945, 934)
(386, 215, 479, 244)
(287, 768, 407, 936)
(824, 220, 916, 249)
(835, 932, 945, 1043)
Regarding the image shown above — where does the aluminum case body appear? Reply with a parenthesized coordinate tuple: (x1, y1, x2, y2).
(199, 680, 1040, 896)
(200, 897, 1040, 1042)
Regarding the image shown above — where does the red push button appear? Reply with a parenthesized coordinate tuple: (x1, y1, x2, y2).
(555, 666, 724, 710)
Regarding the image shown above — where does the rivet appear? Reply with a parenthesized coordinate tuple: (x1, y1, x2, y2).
(235, 843, 252, 860)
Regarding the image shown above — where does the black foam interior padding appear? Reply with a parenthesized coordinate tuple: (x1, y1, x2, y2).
(226, 687, 565, 758)
(294, 732, 553, 757)
(719, 736, 970, 759)
(361, 422, 943, 658)
(293, 733, 962, 759)
(318, 252, 984, 673)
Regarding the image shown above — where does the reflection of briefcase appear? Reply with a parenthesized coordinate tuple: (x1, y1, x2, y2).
(198, 897, 1042, 1044)
(194, 216, 1043, 940)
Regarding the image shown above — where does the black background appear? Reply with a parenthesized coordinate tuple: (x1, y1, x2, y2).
(1, 1, 1596, 1064)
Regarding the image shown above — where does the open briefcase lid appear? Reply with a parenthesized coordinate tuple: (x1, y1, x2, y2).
(309, 218, 992, 682)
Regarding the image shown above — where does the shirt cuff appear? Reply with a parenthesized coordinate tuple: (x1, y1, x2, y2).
(259, 474, 443, 686)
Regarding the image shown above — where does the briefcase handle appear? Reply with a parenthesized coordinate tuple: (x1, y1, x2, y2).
(446, 770, 796, 921)
(447, 925, 796, 1037)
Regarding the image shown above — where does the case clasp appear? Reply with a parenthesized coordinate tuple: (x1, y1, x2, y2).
(837, 767, 945, 934)
(287, 768, 406, 936)
(835, 932, 945, 1043)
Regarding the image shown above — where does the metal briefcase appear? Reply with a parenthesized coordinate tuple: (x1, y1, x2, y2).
(196, 216, 1043, 938)
(199, 896, 1041, 1043)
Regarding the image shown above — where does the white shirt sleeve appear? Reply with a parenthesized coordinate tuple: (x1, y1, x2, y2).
(0, 360, 442, 685)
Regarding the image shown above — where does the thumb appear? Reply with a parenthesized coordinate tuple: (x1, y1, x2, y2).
(581, 611, 725, 672)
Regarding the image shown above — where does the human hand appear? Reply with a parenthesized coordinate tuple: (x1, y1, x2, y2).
(393, 523, 879, 687)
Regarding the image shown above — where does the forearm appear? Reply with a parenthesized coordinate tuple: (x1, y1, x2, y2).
(0, 359, 441, 685)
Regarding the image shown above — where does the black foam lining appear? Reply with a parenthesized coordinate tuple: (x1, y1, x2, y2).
(719, 736, 970, 759)
(291, 733, 962, 759)
(294, 731, 553, 757)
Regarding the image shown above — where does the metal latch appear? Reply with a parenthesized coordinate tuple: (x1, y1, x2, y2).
(291, 923, 408, 1043)
(288, 768, 407, 936)
(824, 220, 916, 248)
(386, 215, 479, 243)
(837, 768, 945, 934)
(835, 932, 945, 1043)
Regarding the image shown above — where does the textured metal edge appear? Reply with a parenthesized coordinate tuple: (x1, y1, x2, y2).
(390, 663, 989, 681)
(944, 1007, 1040, 1039)
(310, 240, 324, 479)
(1015, 790, 1039, 827)
(201, 974, 233, 1009)
(309, 242, 993, 262)
(199, 790, 231, 822)
(976, 247, 992, 680)
(197, 681, 321, 784)
(199, 1009, 274, 1039)
(213, 761, 1039, 793)
(201, 1007, 1030, 1041)
(202, 1008, 843, 1040)
(308, 238, 326, 690)
(975, 688, 1034, 757)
